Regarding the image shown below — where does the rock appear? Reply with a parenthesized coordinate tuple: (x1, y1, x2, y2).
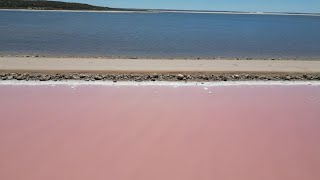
(177, 74, 184, 80)
(285, 76, 291, 80)
(71, 74, 78, 80)
(210, 75, 217, 80)
(152, 73, 159, 78)
(233, 74, 240, 79)
(259, 75, 266, 80)
(40, 75, 50, 81)
(16, 74, 26, 80)
(80, 74, 86, 79)
(94, 75, 102, 80)
(28, 74, 35, 79)
(203, 76, 209, 80)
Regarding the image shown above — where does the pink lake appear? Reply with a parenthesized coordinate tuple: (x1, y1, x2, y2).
(0, 83, 320, 180)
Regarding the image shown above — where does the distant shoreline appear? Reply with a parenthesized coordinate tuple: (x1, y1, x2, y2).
(1, 54, 320, 61)
(0, 9, 144, 13)
(1, 8, 320, 17)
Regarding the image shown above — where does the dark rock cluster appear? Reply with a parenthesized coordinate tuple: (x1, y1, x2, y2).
(1, 72, 320, 82)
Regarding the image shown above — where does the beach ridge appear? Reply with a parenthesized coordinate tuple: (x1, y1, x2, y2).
(1, 57, 320, 82)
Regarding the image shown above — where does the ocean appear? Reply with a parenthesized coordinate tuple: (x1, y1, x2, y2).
(1, 10, 320, 58)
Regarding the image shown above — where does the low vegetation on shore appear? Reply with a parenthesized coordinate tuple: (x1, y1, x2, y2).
(0, 0, 112, 10)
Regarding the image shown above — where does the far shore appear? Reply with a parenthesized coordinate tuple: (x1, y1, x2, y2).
(1, 8, 320, 17)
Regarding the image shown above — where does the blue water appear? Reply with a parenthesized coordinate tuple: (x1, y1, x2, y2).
(1, 10, 320, 58)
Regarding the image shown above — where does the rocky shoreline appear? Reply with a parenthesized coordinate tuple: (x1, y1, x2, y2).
(1, 72, 320, 82)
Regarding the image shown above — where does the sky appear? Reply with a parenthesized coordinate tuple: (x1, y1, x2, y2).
(62, 0, 320, 13)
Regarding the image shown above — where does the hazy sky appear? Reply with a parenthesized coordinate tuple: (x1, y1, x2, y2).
(62, 0, 320, 13)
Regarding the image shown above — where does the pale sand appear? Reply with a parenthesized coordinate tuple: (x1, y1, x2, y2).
(1, 57, 320, 74)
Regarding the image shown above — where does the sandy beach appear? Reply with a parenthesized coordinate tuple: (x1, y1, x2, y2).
(1, 57, 320, 73)
(1, 57, 320, 81)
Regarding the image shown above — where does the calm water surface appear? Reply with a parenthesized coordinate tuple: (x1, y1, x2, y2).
(1, 10, 320, 58)
(0, 84, 320, 180)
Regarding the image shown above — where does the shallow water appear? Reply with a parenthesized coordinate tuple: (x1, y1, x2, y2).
(0, 84, 320, 180)
(1, 11, 320, 58)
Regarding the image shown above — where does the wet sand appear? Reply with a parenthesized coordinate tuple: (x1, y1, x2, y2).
(0, 83, 320, 180)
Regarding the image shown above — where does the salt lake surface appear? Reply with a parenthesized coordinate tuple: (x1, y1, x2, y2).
(0, 82, 320, 180)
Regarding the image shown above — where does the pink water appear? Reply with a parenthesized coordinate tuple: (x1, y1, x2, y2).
(0, 84, 320, 180)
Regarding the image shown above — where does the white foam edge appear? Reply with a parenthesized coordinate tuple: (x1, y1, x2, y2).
(0, 80, 320, 87)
